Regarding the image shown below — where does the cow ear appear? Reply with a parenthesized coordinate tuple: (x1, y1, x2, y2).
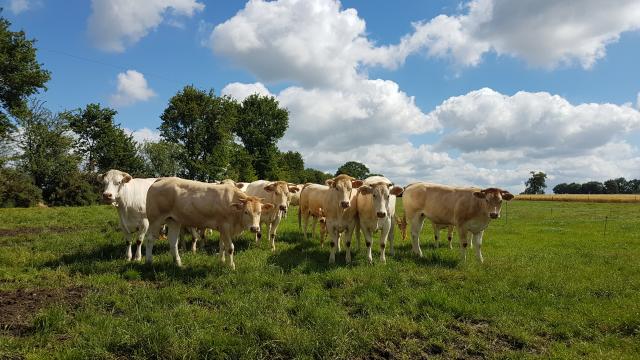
(352, 180, 364, 188)
(230, 202, 244, 210)
(263, 183, 276, 192)
(325, 179, 334, 187)
(502, 192, 514, 201)
(473, 191, 486, 199)
(358, 185, 372, 195)
(235, 183, 245, 189)
(122, 174, 132, 183)
(288, 186, 300, 193)
(390, 186, 404, 196)
(262, 203, 274, 211)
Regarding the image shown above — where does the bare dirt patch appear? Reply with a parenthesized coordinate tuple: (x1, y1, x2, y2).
(0, 286, 86, 336)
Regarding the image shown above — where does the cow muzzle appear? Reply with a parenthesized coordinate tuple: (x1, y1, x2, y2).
(340, 201, 350, 208)
(489, 213, 499, 219)
(376, 211, 387, 219)
(250, 226, 260, 233)
(279, 205, 287, 211)
(102, 193, 114, 202)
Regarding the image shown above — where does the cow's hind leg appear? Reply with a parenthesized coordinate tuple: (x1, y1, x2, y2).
(447, 226, 454, 249)
(134, 218, 148, 261)
(458, 226, 469, 261)
(472, 231, 484, 263)
(410, 213, 425, 257)
(432, 223, 440, 248)
(221, 233, 235, 270)
(144, 220, 163, 265)
(190, 227, 201, 253)
(166, 220, 182, 267)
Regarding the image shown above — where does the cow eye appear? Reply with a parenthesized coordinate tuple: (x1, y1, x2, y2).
(244, 211, 249, 215)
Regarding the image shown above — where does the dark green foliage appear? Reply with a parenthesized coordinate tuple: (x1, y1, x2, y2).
(581, 181, 605, 194)
(523, 171, 547, 194)
(555, 178, 640, 194)
(0, 14, 51, 139)
(302, 168, 333, 184)
(336, 161, 370, 179)
(140, 140, 182, 178)
(64, 103, 144, 175)
(225, 142, 257, 182)
(277, 150, 304, 183)
(0, 167, 42, 207)
(160, 86, 238, 181)
(235, 94, 288, 179)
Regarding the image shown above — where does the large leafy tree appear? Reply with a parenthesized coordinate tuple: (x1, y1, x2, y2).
(277, 150, 304, 183)
(140, 140, 182, 177)
(225, 143, 257, 182)
(235, 94, 288, 179)
(336, 161, 370, 180)
(64, 103, 143, 175)
(0, 14, 50, 140)
(523, 171, 547, 194)
(160, 86, 237, 181)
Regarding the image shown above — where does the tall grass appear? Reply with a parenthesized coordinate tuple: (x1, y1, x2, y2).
(1, 201, 639, 359)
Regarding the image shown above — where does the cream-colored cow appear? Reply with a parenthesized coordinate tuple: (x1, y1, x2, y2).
(323, 174, 363, 264)
(402, 182, 513, 263)
(245, 180, 299, 251)
(144, 177, 273, 269)
(298, 183, 329, 242)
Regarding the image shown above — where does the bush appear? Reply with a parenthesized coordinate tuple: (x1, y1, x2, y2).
(0, 167, 42, 207)
(48, 172, 101, 207)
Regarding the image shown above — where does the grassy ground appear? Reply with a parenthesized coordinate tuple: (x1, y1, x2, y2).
(1, 201, 639, 359)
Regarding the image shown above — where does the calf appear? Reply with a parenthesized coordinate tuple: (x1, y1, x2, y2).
(299, 183, 329, 242)
(323, 174, 363, 263)
(245, 180, 299, 250)
(144, 177, 273, 269)
(356, 177, 403, 263)
(402, 182, 513, 262)
(98, 170, 156, 261)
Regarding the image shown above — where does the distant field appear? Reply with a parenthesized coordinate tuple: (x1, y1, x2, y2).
(1, 200, 639, 359)
(515, 194, 640, 203)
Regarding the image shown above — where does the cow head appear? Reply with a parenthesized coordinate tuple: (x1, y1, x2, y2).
(263, 181, 299, 212)
(473, 188, 514, 219)
(97, 169, 132, 203)
(358, 182, 403, 218)
(230, 196, 274, 233)
(326, 174, 363, 209)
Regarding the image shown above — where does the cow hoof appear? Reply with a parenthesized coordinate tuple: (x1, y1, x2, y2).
(230, 263, 236, 271)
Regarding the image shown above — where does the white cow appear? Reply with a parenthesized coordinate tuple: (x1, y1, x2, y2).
(98, 169, 156, 261)
(323, 174, 363, 263)
(245, 180, 299, 251)
(356, 176, 403, 263)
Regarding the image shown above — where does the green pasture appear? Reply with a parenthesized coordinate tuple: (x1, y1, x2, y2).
(1, 200, 639, 359)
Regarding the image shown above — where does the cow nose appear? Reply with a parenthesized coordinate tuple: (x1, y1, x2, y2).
(279, 205, 287, 211)
(250, 226, 260, 233)
(376, 212, 386, 218)
(490, 213, 499, 219)
(102, 193, 112, 200)
(340, 201, 350, 208)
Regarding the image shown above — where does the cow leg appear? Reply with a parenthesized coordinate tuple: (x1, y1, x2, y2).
(458, 226, 469, 261)
(219, 237, 226, 263)
(221, 233, 235, 270)
(167, 221, 182, 267)
(380, 218, 391, 264)
(432, 223, 440, 248)
(134, 218, 147, 261)
(410, 214, 425, 257)
(270, 217, 280, 251)
(363, 228, 374, 264)
(328, 226, 338, 264)
(447, 226, 454, 249)
(388, 216, 396, 256)
(144, 220, 163, 265)
(124, 232, 133, 261)
(302, 209, 310, 241)
(311, 217, 318, 240)
(344, 227, 354, 263)
(472, 231, 484, 263)
(337, 232, 342, 252)
(190, 227, 201, 253)
(355, 222, 361, 251)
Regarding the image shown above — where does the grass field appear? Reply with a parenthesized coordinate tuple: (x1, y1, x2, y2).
(1, 200, 640, 359)
(515, 194, 640, 203)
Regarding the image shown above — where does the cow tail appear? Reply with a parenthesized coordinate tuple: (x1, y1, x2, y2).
(298, 206, 302, 230)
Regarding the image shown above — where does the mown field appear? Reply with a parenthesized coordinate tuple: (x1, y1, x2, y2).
(1, 200, 639, 359)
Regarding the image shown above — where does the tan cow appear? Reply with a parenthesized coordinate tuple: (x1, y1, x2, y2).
(402, 182, 513, 262)
(144, 177, 273, 269)
(298, 183, 329, 242)
(323, 174, 363, 263)
(356, 177, 403, 263)
(245, 180, 299, 251)
(288, 184, 305, 206)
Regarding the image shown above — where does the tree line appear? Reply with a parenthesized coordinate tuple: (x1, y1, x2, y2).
(0, 13, 340, 207)
(553, 178, 640, 194)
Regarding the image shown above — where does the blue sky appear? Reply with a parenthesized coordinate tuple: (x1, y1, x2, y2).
(4, 0, 640, 191)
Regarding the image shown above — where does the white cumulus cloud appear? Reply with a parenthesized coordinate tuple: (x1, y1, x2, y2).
(88, 0, 204, 52)
(6, 0, 31, 14)
(125, 127, 161, 144)
(110, 70, 156, 107)
(221, 82, 273, 101)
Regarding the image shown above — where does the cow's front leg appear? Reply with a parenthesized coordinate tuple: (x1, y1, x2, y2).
(134, 226, 146, 261)
(167, 221, 182, 267)
(269, 219, 278, 251)
(410, 214, 425, 257)
(432, 223, 440, 248)
(388, 216, 396, 256)
(472, 231, 484, 263)
(124, 232, 133, 261)
(458, 226, 469, 261)
(380, 218, 391, 264)
(190, 227, 201, 253)
(219, 237, 226, 263)
(344, 227, 354, 263)
(144, 220, 162, 265)
(363, 227, 374, 264)
(328, 225, 339, 264)
(222, 233, 235, 270)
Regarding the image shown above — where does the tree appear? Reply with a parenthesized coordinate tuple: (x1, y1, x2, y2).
(581, 181, 604, 194)
(553, 182, 582, 194)
(64, 103, 144, 175)
(523, 171, 547, 194)
(235, 94, 288, 179)
(0, 13, 51, 140)
(225, 143, 257, 182)
(160, 86, 237, 181)
(0, 167, 42, 207)
(140, 140, 182, 177)
(302, 168, 333, 184)
(277, 150, 304, 183)
(336, 161, 369, 180)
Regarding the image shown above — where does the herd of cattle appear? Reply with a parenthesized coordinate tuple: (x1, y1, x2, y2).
(98, 169, 514, 270)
